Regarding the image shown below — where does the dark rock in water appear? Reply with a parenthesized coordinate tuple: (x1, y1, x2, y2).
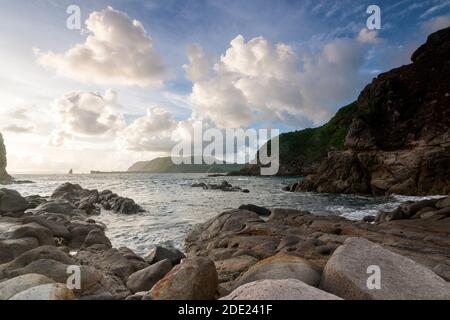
(238, 204, 271, 216)
(126, 259, 173, 293)
(191, 180, 248, 193)
(145, 246, 186, 265)
(362, 215, 376, 223)
(0, 189, 30, 214)
(285, 27, 450, 196)
(51, 182, 144, 215)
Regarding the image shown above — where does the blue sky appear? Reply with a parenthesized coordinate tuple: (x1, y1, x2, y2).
(0, 0, 449, 172)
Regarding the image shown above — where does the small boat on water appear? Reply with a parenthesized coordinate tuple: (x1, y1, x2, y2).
(68, 169, 73, 175)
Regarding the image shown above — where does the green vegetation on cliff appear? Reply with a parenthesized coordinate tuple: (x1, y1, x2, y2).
(128, 157, 244, 173)
(277, 102, 357, 165)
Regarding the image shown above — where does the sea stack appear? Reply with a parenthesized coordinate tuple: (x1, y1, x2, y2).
(0, 132, 12, 184)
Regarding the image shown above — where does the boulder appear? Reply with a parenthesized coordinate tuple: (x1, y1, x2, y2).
(0, 189, 29, 213)
(0, 237, 40, 264)
(82, 229, 112, 248)
(150, 257, 218, 300)
(145, 246, 185, 265)
(7, 259, 103, 291)
(9, 223, 55, 246)
(0, 274, 55, 300)
(9, 283, 75, 300)
(126, 259, 173, 293)
(320, 237, 450, 300)
(30, 200, 79, 216)
(221, 279, 342, 300)
(214, 255, 258, 283)
(233, 255, 322, 289)
(436, 196, 450, 209)
(21, 216, 71, 239)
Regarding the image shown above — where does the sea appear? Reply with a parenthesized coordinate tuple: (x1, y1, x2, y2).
(8, 173, 441, 256)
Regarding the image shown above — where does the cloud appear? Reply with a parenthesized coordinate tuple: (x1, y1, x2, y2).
(3, 124, 34, 134)
(357, 29, 380, 44)
(50, 90, 125, 146)
(421, 15, 450, 34)
(119, 107, 179, 152)
(186, 34, 367, 128)
(35, 6, 168, 87)
(183, 44, 210, 82)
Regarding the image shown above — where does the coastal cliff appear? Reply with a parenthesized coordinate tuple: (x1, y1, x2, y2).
(283, 27, 450, 195)
(0, 133, 12, 184)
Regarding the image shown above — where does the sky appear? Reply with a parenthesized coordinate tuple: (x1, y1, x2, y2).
(0, 0, 449, 173)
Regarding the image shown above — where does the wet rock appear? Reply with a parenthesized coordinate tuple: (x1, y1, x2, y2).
(0, 274, 55, 300)
(82, 229, 112, 249)
(145, 246, 185, 265)
(150, 257, 218, 300)
(363, 215, 376, 223)
(21, 216, 71, 239)
(320, 237, 450, 300)
(0, 189, 29, 213)
(126, 259, 172, 293)
(238, 204, 271, 216)
(436, 196, 450, 209)
(222, 279, 342, 300)
(9, 283, 75, 300)
(233, 255, 322, 289)
(30, 200, 79, 217)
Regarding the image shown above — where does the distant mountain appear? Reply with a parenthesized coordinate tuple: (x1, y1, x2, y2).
(127, 157, 244, 173)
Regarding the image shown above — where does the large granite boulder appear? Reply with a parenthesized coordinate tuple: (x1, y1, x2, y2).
(233, 255, 322, 289)
(0, 273, 55, 300)
(320, 237, 450, 300)
(150, 257, 218, 300)
(222, 279, 342, 300)
(9, 283, 75, 300)
(126, 259, 172, 293)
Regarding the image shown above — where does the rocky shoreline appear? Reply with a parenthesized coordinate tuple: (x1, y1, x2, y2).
(1, 182, 449, 300)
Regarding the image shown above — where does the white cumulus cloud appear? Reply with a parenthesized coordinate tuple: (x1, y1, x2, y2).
(35, 6, 168, 87)
(186, 34, 367, 128)
(49, 90, 125, 147)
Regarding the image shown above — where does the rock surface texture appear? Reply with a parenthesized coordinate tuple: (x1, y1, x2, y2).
(286, 27, 450, 195)
(320, 237, 450, 300)
(222, 279, 342, 300)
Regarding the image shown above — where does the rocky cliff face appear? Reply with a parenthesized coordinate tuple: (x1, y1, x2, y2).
(288, 27, 450, 195)
(0, 133, 12, 184)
